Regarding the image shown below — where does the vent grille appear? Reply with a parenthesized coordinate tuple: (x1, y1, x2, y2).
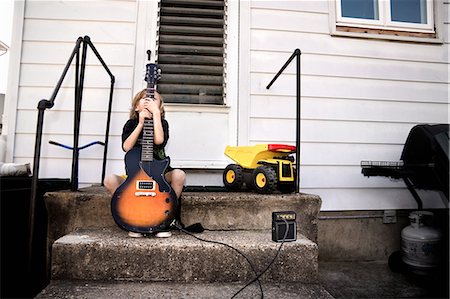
(157, 0, 225, 104)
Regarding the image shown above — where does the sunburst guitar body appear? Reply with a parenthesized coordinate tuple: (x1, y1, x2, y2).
(111, 57, 178, 233)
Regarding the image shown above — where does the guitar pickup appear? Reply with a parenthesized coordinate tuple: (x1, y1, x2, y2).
(135, 180, 156, 196)
(136, 180, 155, 190)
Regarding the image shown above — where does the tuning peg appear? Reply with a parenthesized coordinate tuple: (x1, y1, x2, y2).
(157, 69, 162, 80)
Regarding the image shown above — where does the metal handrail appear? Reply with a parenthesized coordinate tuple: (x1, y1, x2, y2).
(29, 35, 115, 270)
(266, 49, 302, 193)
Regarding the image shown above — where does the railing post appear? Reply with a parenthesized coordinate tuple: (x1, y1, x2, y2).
(70, 38, 88, 191)
(29, 36, 115, 273)
(85, 36, 116, 186)
(29, 99, 53, 272)
(266, 49, 302, 193)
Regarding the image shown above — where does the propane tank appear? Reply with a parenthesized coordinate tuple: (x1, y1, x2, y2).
(401, 211, 442, 275)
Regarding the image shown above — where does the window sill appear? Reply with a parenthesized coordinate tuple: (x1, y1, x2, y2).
(332, 25, 443, 44)
(165, 103, 231, 114)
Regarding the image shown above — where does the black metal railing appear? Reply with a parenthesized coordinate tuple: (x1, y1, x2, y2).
(266, 49, 302, 193)
(29, 35, 115, 269)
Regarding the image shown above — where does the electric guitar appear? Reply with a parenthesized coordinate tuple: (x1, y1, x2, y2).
(111, 55, 178, 234)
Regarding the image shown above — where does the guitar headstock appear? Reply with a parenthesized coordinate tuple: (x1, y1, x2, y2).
(144, 50, 161, 86)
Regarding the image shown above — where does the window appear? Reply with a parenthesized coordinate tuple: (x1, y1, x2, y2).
(156, 0, 225, 105)
(336, 0, 434, 35)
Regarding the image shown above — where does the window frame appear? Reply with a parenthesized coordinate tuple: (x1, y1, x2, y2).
(335, 0, 435, 33)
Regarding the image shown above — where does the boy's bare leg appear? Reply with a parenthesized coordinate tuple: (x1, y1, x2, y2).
(165, 169, 186, 199)
(104, 174, 125, 194)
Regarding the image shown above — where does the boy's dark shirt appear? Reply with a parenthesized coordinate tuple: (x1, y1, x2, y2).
(121, 117, 169, 161)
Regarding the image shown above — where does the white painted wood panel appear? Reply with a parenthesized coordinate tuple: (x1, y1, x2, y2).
(251, 30, 449, 63)
(247, 142, 405, 166)
(245, 1, 449, 211)
(8, 0, 448, 211)
(306, 188, 447, 210)
(251, 52, 449, 83)
(14, 133, 123, 160)
(24, 1, 136, 22)
(14, 156, 117, 186)
(164, 111, 230, 168)
(21, 41, 135, 66)
(251, 8, 329, 34)
(17, 87, 131, 112)
(249, 118, 417, 145)
(15, 110, 128, 135)
(251, 0, 329, 13)
(252, 73, 449, 103)
(19, 64, 133, 89)
(299, 143, 405, 165)
(250, 96, 448, 124)
(299, 165, 405, 188)
(22, 19, 135, 44)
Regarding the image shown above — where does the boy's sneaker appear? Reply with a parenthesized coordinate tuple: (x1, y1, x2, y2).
(155, 231, 172, 238)
(128, 231, 143, 238)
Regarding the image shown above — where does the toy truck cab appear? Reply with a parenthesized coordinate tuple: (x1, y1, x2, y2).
(223, 144, 297, 193)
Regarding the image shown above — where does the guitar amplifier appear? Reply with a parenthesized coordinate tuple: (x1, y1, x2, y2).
(272, 211, 297, 242)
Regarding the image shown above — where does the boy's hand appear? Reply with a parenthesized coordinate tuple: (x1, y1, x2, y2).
(143, 98, 161, 116)
(138, 107, 152, 124)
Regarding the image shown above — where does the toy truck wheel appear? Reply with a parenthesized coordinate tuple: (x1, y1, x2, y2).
(252, 166, 277, 194)
(223, 164, 244, 190)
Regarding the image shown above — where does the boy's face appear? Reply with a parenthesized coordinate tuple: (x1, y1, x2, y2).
(135, 92, 161, 112)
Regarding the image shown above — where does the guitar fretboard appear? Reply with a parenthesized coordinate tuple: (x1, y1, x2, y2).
(141, 119, 154, 162)
(141, 86, 156, 162)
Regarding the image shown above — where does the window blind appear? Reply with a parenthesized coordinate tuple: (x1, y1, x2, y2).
(157, 0, 225, 105)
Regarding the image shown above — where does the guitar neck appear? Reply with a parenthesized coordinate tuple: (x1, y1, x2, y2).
(141, 84, 156, 162)
(141, 118, 154, 162)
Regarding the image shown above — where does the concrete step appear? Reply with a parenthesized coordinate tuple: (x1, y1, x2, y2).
(51, 227, 318, 283)
(37, 280, 333, 299)
(44, 186, 321, 251)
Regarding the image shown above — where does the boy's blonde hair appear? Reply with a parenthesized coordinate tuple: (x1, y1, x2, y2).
(130, 89, 165, 119)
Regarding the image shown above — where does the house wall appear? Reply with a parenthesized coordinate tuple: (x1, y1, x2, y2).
(6, 0, 238, 188)
(5, 0, 449, 211)
(239, 0, 449, 210)
(7, 0, 139, 184)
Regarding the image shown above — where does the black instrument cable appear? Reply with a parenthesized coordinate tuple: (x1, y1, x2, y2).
(231, 219, 289, 298)
(174, 218, 290, 299)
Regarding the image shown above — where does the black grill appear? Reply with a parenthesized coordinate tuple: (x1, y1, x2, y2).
(362, 124, 449, 209)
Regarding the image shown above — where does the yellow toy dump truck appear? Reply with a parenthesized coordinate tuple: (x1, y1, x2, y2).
(223, 144, 297, 194)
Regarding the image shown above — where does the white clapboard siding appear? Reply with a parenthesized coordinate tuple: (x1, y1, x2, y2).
(164, 111, 230, 168)
(24, 1, 136, 22)
(21, 41, 135, 66)
(18, 87, 132, 112)
(252, 52, 449, 84)
(19, 64, 133, 89)
(14, 156, 122, 186)
(10, 0, 448, 210)
(250, 96, 448, 124)
(246, 2, 449, 210)
(251, 1, 329, 13)
(306, 188, 446, 210)
(249, 119, 420, 144)
(12, 0, 138, 189)
(251, 30, 449, 63)
(23, 19, 135, 44)
(252, 73, 448, 103)
(14, 134, 123, 160)
(15, 110, 128, 135)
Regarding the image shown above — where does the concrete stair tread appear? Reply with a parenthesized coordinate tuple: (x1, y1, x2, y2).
(45, 186, 321, 245)
(55, 226, 315, 247)
(52, 227, 318, 283)
(37, 280, 333, 299)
